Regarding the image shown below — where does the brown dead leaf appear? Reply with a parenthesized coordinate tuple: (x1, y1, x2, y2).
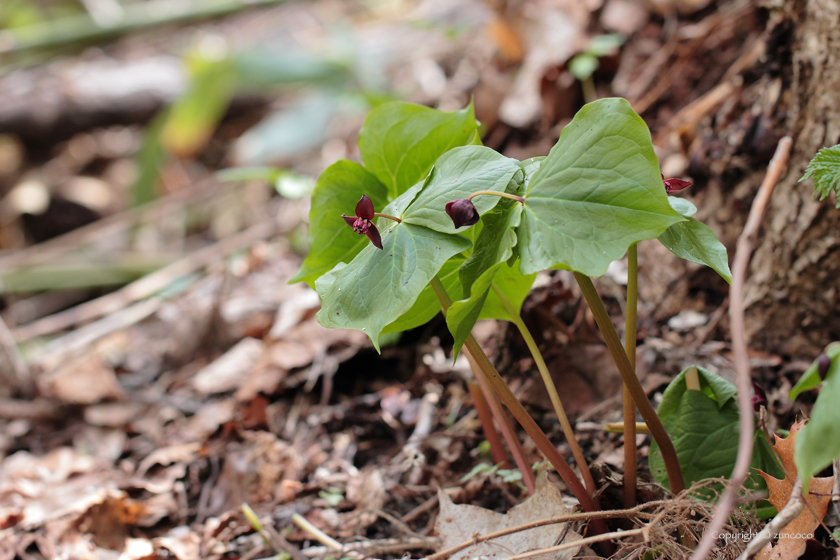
(756, 420, 834, 560)
(38, 353, 125, 404)
(436, 473, 581, 560)
(154, 528, 200, 560)
(191, 338, 265, 395)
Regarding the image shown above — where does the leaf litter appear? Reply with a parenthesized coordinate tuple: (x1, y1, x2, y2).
(0, 0, 823, 559)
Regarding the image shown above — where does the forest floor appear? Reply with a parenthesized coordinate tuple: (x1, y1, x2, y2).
(0, 1, 828, 559)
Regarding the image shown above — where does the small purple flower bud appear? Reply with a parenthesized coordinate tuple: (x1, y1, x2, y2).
(817, 353, 831, 380)
(751, 379, 768, 412)
(445, 199, 479, 228)
(663, 176, 692, 193)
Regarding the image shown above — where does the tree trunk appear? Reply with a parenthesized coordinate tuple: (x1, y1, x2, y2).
(746, 0, 840, 356)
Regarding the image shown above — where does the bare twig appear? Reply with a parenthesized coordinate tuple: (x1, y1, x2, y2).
(427, 502, 663, 560)
(296, 536, 440, 558)
(690, 136, 792, 560)
(291, 513, 343, 551)
(14, 219, 275, 342)
(737, 476, 804, 560)
(833, 458, 840, 502)
(508, 527, 647, 560)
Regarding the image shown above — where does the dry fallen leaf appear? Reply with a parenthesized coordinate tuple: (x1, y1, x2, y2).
(435, 473, 581, 560)
(756, 419, 834, 560)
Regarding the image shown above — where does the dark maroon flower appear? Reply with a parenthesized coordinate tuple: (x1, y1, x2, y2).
(751, 379, 768, 412)
(662, 174, 692, 194)
(445, 199, 480, 228)
(817, 353, 831, 380)
(342, 194, 382, 249)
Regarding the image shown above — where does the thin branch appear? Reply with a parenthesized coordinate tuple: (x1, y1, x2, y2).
(737, 476, 803, 560)
(624, 243, 639, 508)
(508, 527, 647, 560)
(428, 502, 663, 560)
(691, 135, 792, 560)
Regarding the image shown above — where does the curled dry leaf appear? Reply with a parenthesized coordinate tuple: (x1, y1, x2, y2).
(755, 420, 834, 560)
(435, 473, 581, 560)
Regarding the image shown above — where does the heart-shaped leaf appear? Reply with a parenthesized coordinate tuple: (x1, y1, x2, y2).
(291, 160, 389, 286)
(403, 146, 523, 234)
(649, 366, 783, 493)
(516, 98, 684, 277)
(315, 222, 470, 351)
(381, 256, 464, 335)
(658, 197, 731, 283)
(359, 101, 478, 198)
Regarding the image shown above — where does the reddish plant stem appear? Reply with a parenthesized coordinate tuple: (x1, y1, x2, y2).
(464, 352, 536, 494)
(430, 277, 610, 542)
(466, 380, 510, 468)
(574, 272, 685, 494)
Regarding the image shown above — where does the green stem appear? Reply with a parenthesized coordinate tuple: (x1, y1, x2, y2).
(467, 191, 525, 204)
(574, 272, 685, 494)
(623, 244, 638, 508)
(430, 277, 604, 516)
(466, 381, 510, 468)
(491, 282, 596, 496)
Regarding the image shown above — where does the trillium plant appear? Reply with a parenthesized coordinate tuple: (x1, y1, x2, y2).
(293, 97, 743, 526)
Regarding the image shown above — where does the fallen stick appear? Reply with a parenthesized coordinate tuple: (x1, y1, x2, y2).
(690, 136, 792, 560)
(14, 219, 275, 342)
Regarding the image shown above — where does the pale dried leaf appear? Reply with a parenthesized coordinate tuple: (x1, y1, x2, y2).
(192, 338, 265, 395)
(38, 354, 125, 404)
(435, 474, 581, 560)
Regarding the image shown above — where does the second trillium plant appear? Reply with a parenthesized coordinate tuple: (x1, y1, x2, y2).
(294, 97, 734, 516)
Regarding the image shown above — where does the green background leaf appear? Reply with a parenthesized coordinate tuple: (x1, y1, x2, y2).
(650, 367, 783, 493)
(658, 209, 732, 283)
(402, 146, 522, 234)
(359, 101, 478, 198)
(516, 98, 683, 277)
(291, 160, 388, 286)
(315, 223, 470, 351)
(800, 144, 840, 207)
(789, 342, 840, 400)
(795, 361, 840, 490)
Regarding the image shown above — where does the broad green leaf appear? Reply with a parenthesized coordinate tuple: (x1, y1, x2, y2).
(650, 366, 783, 493)
(315, 223, 470, 351)
(789, 342, 840, 400)
(382, 257, 464, 334)
(446, 191, 535, 356)
(800, 144, 840, 208)
(517, 98, 684, 277)
(447, 262, 503, 358)
(795, 360, 840, 491)
(668, 197, 697, 217)
(291, 160, 388, 286)
(358, 101, 478, 198)
(658, 199, 731, 283)
(403, 146, 523, 234)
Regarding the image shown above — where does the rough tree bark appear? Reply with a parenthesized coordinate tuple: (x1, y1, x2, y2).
(746, 0, 840, 356)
